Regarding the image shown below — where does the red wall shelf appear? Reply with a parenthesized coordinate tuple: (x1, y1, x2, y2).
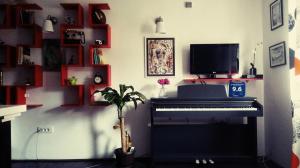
(86, 3, 112, 106)
(0, 45, 16, 68)
(60, 26, 86, 47)
(90, 64, 111, 85)
(0, 4, 16, 29)
(60, 3, 84, 28)
(0, 86, 11, 104)
(15, 3, 42, 27)
(0, 3, 43, 110)
(0, 86, 26, 105)
(183, 77, 263, 83)
(88, 3, 110, 26)
(61, 45, 84, 66)
(16, 4, 42, 10)
(88, 4, 111, 48)
(17, 25, 42, 48)
(89, 25, 111, 48)
(61, 85, 84, 107)
(88, 84, 110, 106)
(12, 65, 43, 87)
(88, 64, 111, 106)
(89, 46, 106, 65)
(58, 3, 112, 107)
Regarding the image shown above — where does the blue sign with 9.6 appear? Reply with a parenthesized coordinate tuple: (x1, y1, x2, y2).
(229, 81, 246, 97)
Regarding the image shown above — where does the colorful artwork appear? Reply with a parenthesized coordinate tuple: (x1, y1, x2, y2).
(146, 38, 175, 76)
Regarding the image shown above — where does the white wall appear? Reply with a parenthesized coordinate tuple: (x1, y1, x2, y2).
(262, 0, 292, 167)
(1, 0, 264, 159)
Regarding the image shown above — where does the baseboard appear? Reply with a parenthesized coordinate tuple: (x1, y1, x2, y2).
(263, 159, 284, 168)
(12, 157, 151, 163)
(256, 156, 284, 168)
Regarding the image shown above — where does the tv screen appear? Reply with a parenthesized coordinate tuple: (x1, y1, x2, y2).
(190, 44, 239, 75)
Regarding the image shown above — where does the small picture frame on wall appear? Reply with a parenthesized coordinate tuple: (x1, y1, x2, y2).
(270, 0, 284, 31)
(269, 41, 286, 68)
(145, 38, 175, 76)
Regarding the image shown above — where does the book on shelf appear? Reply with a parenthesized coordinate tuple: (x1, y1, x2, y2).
(17, 46, 31, 65)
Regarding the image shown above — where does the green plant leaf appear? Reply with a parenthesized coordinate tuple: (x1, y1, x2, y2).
(130, 97, 138, 109)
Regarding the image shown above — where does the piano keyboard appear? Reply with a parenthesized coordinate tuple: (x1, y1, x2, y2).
(156, 107, 258, 112)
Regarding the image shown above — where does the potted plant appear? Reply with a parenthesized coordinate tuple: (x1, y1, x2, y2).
(94, 84, 146, 167)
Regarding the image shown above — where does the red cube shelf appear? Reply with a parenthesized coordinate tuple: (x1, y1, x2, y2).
(90, 64, 111, 85)
(89, 24, 111, 48)
(89, 46, 110, 65)
(60, 3, 84, 28)
(11, 86, 26, 105)
(88, 3, 110, 27)
(17, 24, 42, 48)
(60, 26, 86, 47)
(61, 85, 84, 107)
(0, 86, 27, 105)
(61, 45, 84, 66)
(0, 45, 16, 68)
(88, 64, 111, 106)
(15, 3, 42, 27)
(0, 86, 11, 104)
(13, 65, 43, 87)
(88, 84, 110, 106)
(0, 4, 16, 29)
(183, 77, 264, 83)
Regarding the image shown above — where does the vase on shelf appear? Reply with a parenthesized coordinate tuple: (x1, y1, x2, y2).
(158, 85, 167, 98)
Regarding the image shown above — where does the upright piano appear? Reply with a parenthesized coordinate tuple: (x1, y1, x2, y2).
(150, 84, 263, 163)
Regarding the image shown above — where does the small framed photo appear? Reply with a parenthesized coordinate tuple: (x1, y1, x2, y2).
(145, 38, 175, 76)
(269, 41, 286, 68)
(270, 0, 284, 31)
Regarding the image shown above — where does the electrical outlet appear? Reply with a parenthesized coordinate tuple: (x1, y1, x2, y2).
(37, 127, 54, 134)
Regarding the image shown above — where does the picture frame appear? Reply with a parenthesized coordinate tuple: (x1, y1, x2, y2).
(42, 39, 62, 71)
(269, 41, 286, 68)
(145, 38, 175, 76)
(270, 0, 283, 31)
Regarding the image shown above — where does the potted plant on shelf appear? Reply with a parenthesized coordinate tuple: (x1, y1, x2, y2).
(94, 84, 146, 167)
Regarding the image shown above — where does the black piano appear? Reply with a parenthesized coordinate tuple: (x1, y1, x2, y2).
(150, 84, 263, 164)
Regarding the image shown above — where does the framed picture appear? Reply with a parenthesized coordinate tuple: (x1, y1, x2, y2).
(145, 38, 175, 76)
(269, 41, 286, 68)
(42, 39, 62, 71)
(270, 0, 283, 31)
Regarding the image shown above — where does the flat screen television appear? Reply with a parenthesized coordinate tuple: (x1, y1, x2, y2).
(190, 44, 239, 76)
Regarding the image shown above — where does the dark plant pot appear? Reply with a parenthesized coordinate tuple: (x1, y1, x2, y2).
(114, 148, 135, 168)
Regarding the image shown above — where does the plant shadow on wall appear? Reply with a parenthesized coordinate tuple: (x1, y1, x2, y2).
(42, 106, 115, 158)
(88, 107, 117, 158)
